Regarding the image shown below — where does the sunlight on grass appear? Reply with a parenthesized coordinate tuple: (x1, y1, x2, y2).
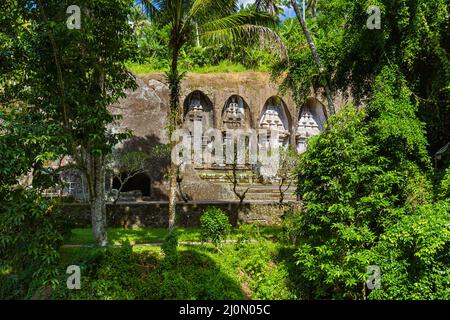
(66, 226, 281, 245)
(1, 267, 12, 276)
(126, 60, 269, 75)
(67, 228, 202, 245)
(126, 61, 164, 74)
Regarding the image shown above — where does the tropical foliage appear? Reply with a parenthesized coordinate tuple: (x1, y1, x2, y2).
(1, 0, 449, 300)
(200, 207, 232, 249)
(283, 0, 449, 299)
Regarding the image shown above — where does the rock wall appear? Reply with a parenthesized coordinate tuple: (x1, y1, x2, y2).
(110, 72, 304, 148)
(108, 72, 349, 201)
(61, 202, 301, 228)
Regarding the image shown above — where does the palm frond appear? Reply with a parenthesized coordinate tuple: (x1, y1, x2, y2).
(255, 0, 283, 16)
(200, 11, 287, 60)
(139, 0, 161, 22)
(186, 0, 236, 22)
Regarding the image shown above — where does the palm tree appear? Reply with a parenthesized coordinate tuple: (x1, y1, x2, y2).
(139, 0, 285, 230)
(257, 0, 335, 117)
(255, 0, 283, 17)
(289, 0, 335, 116)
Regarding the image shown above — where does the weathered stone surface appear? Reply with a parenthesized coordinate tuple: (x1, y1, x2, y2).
(105, 72, 350, 201)
(110, 76, 170, 146)
(60, 202, 301, 228)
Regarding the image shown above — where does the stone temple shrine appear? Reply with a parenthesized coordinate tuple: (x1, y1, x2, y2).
(48, 72, 349, 202)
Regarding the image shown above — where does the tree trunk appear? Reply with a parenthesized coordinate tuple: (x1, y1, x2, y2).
(290, 0, 335, 116)
(86, 153, 108, 246)
(167, 43, 182, 230)
(168, 162, 178, 230)
(195, 22, 200, 47)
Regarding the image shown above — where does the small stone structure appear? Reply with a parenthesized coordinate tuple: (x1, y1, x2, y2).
(60, 201, 301, 228)
(57, 72, 350, 202)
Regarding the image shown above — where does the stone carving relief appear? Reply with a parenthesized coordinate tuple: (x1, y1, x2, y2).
(296, 109, 321, 153)
(184, 91, 213, 134)
(259, 97, 290, 146)
(223, 96, 246, 129)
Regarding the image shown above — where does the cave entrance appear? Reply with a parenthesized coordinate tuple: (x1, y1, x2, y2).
(112, 172, 151, 197)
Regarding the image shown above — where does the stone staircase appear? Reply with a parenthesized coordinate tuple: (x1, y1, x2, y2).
(195, 166, 298, 202)
(233, 184, 298, 202)
(195, 166, 258, 184)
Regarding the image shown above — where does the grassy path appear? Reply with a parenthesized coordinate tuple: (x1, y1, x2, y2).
(65, 227, 281, 246)
(62, 239, 258, 248)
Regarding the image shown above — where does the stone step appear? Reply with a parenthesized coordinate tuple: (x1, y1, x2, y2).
(229, 185, 298, 201)
(195, 165, 253, 171)
(198, 174, 258, 183)
(235, 186, 297, 192)
(245, 193, 297, 200)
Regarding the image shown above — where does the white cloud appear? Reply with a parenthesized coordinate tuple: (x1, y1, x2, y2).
(238, 0, 295, 19)
(238, 0, 255, 5)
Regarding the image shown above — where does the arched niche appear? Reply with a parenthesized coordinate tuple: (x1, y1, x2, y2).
(112, 172, 151, 197)
(259, 96, 292, 146)
(183, 90, 214, 133)
(222, 95, 252, 129)
(296, 97, 326, 153)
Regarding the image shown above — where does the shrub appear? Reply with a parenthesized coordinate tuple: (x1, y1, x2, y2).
(291, 67, 435, 298)
(234, 240, 296, 299)
(235, 223, 260, 247)
(52, 243, 146, 300)
(161, 230, 179, 268)
(369, 201, 450, 299)
(280, 210, 304, 246)
(158, 271, 192, 299)
(200, 207, 231, 249)
(439, 167, 450, 200)
(0, 188, 70, 299)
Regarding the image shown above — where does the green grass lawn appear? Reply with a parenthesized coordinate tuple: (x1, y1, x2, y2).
(126, 60, 269, 75)
(52, 226, 297, 300)
(66, 226, 282, 245)
(55, 239, 300, 300)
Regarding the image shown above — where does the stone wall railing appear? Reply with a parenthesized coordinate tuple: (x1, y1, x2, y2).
(60, 201, 302, 228)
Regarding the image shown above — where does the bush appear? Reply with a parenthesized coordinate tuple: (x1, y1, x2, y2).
(158, 271, 192, 299)
(289, 67, 441, 299)
(200, 207, 231, 248)
(161, 230, 179, 269)
(280, 210, 304, 245)
(52, 243, 146, 300)
(0, 188, 70, 299)
(234, 224, 257, 248)
(369, 201, 450, 299)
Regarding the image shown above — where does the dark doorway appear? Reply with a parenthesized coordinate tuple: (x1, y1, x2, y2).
(112, 172, 151, 197)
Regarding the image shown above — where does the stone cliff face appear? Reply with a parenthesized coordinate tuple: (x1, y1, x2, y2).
(110, 72, 302, 146)
(109, 72, 339, 201)
(111, 76, 170, 147)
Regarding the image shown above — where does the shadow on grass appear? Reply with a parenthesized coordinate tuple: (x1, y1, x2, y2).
(275, 246, 310, 299)
(67, 228, 205, 245)
(55, 245, 244, 300)
(148, 248, 245, 300)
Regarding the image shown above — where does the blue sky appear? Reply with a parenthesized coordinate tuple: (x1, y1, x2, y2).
(238, 0, 295, 18)
(134, 0, 295, 19)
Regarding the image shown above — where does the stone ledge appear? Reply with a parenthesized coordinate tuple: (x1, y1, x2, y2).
(59, 201, 302, 228)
